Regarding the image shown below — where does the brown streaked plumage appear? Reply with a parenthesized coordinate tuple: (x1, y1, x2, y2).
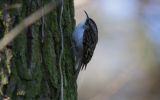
(72, 11, 98, 79)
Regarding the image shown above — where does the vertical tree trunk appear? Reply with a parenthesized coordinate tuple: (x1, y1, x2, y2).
(0, 0, 77, 100)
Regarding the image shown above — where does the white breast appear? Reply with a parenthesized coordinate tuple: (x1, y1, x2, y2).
(72, 21, 85, 49)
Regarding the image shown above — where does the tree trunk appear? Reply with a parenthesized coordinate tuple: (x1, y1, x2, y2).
(0, 0, 77, 100)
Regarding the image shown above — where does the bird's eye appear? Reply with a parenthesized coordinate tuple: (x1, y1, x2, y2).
(84, 25, 89, 30)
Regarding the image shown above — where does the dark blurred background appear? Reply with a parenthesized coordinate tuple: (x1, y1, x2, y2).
(74, 0, 160, 100)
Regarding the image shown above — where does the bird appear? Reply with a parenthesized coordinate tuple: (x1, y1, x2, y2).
(72, 11, 98, 80)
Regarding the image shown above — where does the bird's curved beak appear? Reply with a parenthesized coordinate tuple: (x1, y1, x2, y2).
(84, 10, 89, 19)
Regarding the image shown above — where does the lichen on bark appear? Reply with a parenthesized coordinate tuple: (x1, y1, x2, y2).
(0, 0, 77, 99)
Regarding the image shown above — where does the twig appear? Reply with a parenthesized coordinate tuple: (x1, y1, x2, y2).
(0, 1, 58, 50)
(58, 0, 64, 100)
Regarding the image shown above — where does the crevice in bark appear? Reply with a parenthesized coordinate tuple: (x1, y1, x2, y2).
(0, 0, 77, 99)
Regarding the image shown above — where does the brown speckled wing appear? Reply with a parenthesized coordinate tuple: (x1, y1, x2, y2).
(82, 22, 98, 70)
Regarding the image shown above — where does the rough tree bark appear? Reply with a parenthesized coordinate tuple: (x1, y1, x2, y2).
(0, 0, 77, 100)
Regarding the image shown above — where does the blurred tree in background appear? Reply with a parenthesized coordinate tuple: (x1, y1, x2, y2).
(0, 0, 77, 100)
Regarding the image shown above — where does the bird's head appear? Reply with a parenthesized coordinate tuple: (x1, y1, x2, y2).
(84, 10, 98, 34)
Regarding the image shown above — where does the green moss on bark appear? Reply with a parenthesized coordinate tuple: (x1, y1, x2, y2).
(0, 0, 77, 100)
